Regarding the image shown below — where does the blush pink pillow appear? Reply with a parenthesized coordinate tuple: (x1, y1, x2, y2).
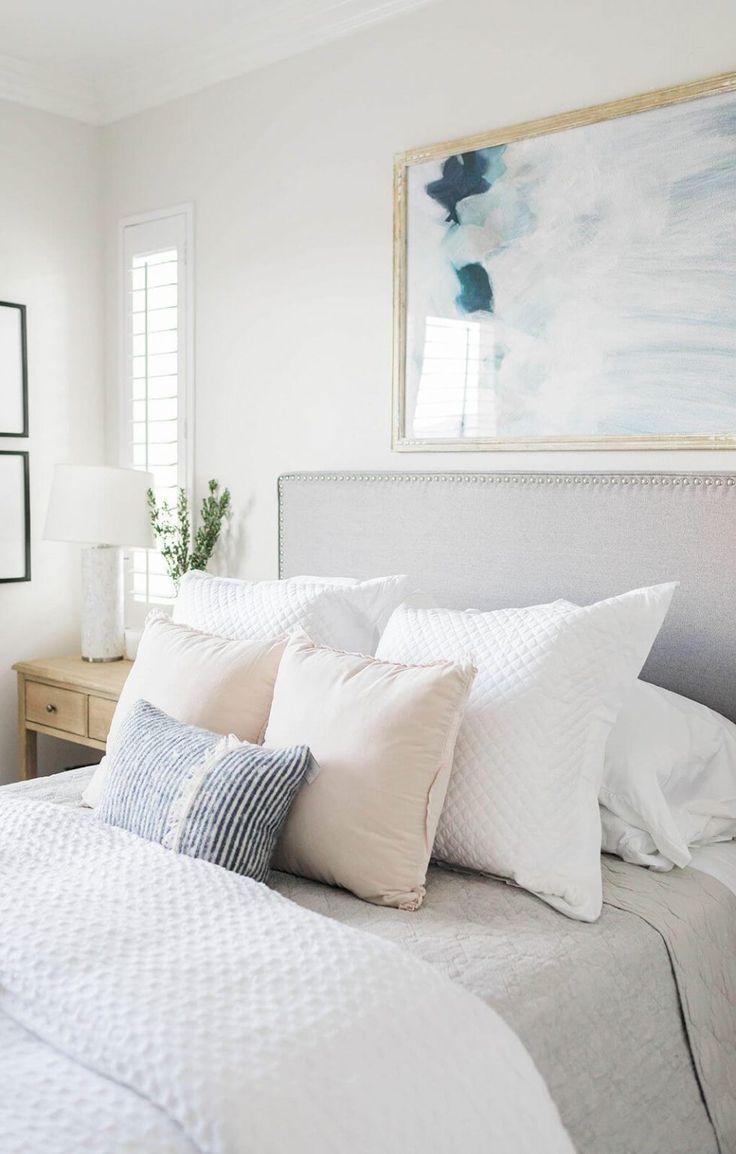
(266, 633, 476, 909)
(82, 612, 286, 807)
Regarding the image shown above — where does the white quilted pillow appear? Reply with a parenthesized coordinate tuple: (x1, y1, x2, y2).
(172, 571, 413, 654)
(285, 574, 431, 635)
(376, 584, 676, 922)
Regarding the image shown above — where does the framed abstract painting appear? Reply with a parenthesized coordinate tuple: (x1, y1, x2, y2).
(393, 73, 736, 450)
(0, 451, 30, 583)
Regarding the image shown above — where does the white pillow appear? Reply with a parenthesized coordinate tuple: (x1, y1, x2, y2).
(600, 680, 736, 870)
(173, 571, 414, 654)
(599, 807, 674, 872)
(376, 584, 675, 921)
(81, 612, 286, 808)
(286, 575, 434, 634)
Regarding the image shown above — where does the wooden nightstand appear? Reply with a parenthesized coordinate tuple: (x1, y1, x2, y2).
(13, 657, 132, 779)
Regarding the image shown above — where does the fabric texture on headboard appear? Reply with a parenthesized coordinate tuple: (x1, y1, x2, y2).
(278, 472, 736, 722)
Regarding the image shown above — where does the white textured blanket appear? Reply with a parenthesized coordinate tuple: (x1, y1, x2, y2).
(0, 795, 574, 1154)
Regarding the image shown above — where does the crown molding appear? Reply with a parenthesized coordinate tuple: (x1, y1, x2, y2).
(0, 0, 434, 127)
(99, 0, 433, 123)
(0, 51, 100, 125)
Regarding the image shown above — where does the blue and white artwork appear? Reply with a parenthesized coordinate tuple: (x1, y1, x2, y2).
(401, 87, 736, 446)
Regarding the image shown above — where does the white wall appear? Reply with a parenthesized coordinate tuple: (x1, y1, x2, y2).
(0, 101, 104, 783)
(102, 0, 736, 581)
(1, 0, 733, 779)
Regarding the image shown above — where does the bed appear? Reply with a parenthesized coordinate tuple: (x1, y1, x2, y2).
(3, 469, 736, 1154)
(6, 766, 736, 1154)
(276, 469, 736, 1153)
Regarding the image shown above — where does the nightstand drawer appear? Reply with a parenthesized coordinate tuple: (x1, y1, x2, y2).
(88, 695, 116, 742)
(14, 656, 133, 780)
(26, 681, 87, 736)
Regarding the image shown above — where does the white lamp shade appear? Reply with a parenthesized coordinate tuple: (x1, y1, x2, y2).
(44, 465, 155, 548)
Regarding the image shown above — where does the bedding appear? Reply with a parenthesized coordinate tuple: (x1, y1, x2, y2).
(691, 840, 736, 892)
(82, 611, 286, 807)
(173, 569, 413, 654)
(600, 806, 673, 870)
(8, 769, 736, 1154)
(286, 573, 432, 633)
(267, 632, 476, 908)
(600, 679, 736, 869)
(98, 701, 312, 881)
(0, 1013, 199, 1154)
(0, 787, 573, 1154)
(602, 856, 736, 1149)
(275, 855, 736, 1154)
(376, 584, 675, 921)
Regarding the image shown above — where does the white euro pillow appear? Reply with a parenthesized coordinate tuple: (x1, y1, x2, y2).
(376, 584, 675, 921)
(286, 574, 434, 633)
(173, 570, 415, 654)
(600, 680, 736, 870)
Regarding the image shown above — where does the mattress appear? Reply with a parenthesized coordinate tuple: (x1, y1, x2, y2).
(8, 767, 735, 1154)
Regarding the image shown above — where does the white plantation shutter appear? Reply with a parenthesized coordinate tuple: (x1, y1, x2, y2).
(121, 207, 193, 623)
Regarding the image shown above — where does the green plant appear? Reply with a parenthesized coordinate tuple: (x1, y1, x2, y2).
(147, 479, 231, 589)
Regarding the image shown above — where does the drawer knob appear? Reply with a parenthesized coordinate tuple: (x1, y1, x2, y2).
(46, 703, 57, 714)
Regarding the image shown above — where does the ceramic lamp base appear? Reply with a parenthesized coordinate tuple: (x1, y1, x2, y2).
(81, 545, 124, 662)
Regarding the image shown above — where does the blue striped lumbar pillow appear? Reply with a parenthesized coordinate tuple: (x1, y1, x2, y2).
(97, 699, 312, 883)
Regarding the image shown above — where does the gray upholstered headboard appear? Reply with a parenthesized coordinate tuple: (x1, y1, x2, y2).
(278, 472, 736, 722)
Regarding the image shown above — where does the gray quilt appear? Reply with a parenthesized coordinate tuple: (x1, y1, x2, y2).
(274, 859, 736, 1154)
(8, 769, 736, 1154)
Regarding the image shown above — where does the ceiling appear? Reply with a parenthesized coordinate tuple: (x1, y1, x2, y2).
(0, 0, 432, 125)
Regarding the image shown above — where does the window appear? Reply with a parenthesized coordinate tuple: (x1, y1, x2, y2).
(120, 206, 193, 624)
(413, 315, 497, 439)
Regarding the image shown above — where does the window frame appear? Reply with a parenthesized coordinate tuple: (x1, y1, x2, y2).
(118, 203, 195, 620)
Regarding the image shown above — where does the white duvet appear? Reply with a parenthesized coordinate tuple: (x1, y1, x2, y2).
(0, 793, 574, 1154)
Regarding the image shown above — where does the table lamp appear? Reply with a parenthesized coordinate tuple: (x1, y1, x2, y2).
(44, 464, 155, 662)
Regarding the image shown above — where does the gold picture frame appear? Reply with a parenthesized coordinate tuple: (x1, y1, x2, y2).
(393, 71, 736, 451)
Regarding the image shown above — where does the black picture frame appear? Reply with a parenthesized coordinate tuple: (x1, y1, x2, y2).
(0, 450, 31, 583)
(0, 300, 28, 437)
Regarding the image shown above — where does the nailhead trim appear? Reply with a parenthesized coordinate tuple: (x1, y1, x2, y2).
(277, 471, 736, 575)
